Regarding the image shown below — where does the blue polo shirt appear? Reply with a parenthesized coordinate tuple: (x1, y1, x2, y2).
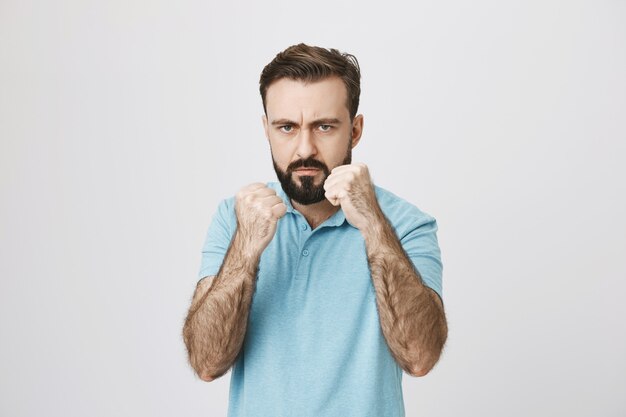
(198, 182, 443, 417)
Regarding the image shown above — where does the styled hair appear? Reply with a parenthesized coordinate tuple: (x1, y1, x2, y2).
(259, 43, 361, 120)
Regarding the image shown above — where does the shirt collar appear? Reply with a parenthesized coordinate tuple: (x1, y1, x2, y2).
(271, 182, 295, 213)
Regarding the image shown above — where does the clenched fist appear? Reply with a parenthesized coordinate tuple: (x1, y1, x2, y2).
(235, 183, 287, 257)
(323, 163, 383, 233)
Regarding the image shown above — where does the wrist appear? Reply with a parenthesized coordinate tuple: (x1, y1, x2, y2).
(360, 210, 390, 245)
(232, 230, 264, 266)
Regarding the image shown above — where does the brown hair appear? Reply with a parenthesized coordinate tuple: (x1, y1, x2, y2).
(259, 43, 361, 120)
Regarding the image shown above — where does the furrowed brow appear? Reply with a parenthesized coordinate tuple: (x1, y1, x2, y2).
(312, 118, 342, 125)
(271, 119, 298, 126)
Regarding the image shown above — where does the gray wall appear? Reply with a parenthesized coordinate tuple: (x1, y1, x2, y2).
(1, 0, 624, 416)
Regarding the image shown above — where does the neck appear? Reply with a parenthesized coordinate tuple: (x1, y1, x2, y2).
(291, 198, 340, 230)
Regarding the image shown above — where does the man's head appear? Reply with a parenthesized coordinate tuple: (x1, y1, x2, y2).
(260, 44, 364, 205)
(260, 43, 361, 121)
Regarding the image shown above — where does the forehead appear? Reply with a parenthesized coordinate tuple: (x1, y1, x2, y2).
(265, 76, 349, 120)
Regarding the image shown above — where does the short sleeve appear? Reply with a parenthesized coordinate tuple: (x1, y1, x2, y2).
(400, 215, 444, 301)
(198, 198, 237, 281)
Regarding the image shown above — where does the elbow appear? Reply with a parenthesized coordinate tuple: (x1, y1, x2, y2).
(406, 363, 432, 378)
(183, 333, 222, 383)
(193, 361, 229, 383)
(184, 346, 223, 383)
(194, 364, 224, 383)
(404, 349, 443, 377)
(191, 360, 227, 383)
(199, 371, 217, 382)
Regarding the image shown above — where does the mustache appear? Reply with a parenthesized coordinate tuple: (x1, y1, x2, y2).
(286, 157, 330, 175)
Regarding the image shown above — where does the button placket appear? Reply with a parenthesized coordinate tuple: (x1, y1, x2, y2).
(293, 215, 313, 280)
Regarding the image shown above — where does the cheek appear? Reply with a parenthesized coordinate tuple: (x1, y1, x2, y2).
(322, 138, 351, 166)
(269, 140, 295, 165)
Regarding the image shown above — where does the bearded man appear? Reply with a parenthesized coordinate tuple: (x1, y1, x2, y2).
(183, 43, 448, 417)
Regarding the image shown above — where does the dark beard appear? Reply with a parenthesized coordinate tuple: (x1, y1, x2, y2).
(273, 145, 352, 205)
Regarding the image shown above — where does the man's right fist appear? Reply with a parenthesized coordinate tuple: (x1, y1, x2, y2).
(234, 183, 287, 256)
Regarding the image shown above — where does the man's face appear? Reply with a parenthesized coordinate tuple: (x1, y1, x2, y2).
(263, 76, 363, 205)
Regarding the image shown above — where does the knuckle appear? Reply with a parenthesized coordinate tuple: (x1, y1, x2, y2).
(243, 193, 254, 204)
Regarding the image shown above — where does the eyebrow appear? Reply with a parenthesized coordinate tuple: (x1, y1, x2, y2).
(270, 118, 342, 126)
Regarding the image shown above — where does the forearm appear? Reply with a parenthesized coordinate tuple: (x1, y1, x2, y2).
(183, 232, 260, 381)
(364, 213, 448, 377)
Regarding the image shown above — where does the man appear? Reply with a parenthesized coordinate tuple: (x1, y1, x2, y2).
(183, 43, 447, 417)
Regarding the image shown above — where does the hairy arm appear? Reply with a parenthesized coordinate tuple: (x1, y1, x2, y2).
(324, 163, 447, 376)
(364, 211, 448, 377)
(182, 232, 260, 381)
(182, 183, 286, 382)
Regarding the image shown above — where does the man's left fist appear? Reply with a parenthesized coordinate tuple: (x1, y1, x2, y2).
(323, 163, 383, 232)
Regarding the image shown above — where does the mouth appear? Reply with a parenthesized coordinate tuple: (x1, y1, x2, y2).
(293, 168, 320, 176)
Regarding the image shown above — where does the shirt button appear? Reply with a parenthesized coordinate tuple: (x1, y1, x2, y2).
(301, 224, 308, 231)
(302, 249, 309, 257)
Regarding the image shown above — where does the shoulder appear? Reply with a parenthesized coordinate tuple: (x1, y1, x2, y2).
(374, 185, 437, 237)
(216, 194, 236, 216)
(207, 194, 237, 235)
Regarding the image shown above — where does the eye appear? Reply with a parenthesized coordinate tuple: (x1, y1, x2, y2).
(319, 124, 332, 132)
(279, 125, 294, 133)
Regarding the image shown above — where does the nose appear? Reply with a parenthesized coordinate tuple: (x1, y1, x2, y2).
(295, 128, 317, 160)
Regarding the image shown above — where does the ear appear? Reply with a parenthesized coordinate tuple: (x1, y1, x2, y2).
(262, 114, 270, 140)
(350, 114, 364, 149)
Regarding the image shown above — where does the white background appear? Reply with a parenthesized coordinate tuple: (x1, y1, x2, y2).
(1, 1, 625, 416)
